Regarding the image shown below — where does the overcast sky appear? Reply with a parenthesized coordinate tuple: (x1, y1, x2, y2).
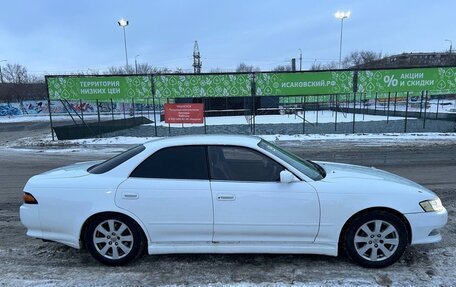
(0, 0, 455, 75)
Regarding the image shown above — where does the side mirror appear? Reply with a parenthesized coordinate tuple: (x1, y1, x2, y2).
(280, 170, 294, 183)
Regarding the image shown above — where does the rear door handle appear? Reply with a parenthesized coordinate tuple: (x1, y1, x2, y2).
(122, 193, 139, 199)
(217, 194, 235, 201)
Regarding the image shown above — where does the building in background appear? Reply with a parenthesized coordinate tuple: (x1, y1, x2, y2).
(354, 52, 456, 69)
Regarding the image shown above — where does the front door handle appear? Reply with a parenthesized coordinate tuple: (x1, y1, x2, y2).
(122, 193, 139, 199)
(217, 194, 236, 201)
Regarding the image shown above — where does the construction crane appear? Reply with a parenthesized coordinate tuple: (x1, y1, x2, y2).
(192, 41, 202, 74)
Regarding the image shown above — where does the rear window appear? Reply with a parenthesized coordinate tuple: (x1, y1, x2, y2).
(88, 145, 145, 174)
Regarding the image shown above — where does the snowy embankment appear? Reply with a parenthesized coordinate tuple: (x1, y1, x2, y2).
(11, 132, 456, 148)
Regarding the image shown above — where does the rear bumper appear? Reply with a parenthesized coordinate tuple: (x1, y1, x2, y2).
(405, 208, 448, 245)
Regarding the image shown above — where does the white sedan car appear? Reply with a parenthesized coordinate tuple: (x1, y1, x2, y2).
(20, 135, 447, 268)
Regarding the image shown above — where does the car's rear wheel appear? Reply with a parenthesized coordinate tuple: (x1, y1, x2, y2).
(85, 214, 144, 265)
(344, 211, 408, 268)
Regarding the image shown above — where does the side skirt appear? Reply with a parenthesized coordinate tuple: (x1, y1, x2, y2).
(147, 242, 338, 256)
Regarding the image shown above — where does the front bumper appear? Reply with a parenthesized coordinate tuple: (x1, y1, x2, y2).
(405, 208, 448, 245)
(19, 204, 42, 238)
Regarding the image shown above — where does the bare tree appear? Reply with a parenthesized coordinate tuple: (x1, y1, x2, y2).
(136, 63, 173, 74)
(104, 64, 172, 75)
(310, 61, 339, 70)
(105, 66, 135, 75)
(209, 68, 225, 73)
(2, 63, 31, 83)
(342, 50, 383, 68)
(235, 62, 259, 72)
(272, 64, 292, 72)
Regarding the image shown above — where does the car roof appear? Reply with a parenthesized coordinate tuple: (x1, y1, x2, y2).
(143, 134, 262, 149)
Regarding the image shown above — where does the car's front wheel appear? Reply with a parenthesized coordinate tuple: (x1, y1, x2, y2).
(85, 213, 144, 265)
(344, 210, 408, 268)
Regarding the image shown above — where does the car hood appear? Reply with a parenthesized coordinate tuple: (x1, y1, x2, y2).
(315, 161, 434, 195)
(39, 160, 103, 179)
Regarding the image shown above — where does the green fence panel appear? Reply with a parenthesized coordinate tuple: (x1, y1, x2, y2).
(358, 67, 456, 94)
(256, 71, 353, 96)
(47, 76, 152, 101)
(154, 74, 251, 98)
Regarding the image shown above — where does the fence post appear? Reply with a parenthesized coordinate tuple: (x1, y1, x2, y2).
(423, 91, 428, 129)
(386, 92, 391, 124)
(250, 73, 256, 135)
(110, 99, 114, 120)
(251, 96, 256, 135)
(122, 102, 126, 119)
(374, 92, 378, 113)
(146, 97, 150, 119)
(419, 91, 424, 117)
(436, 97, 440, 119)
(203, 98, 207, 134)
(131, 98, 135, 118)
(150, 76, 158, 137)
(45, 77, 55, 141)
(80, 99, 84, 121)
(96, 99, 101, 138)
(362, 93, 365, 121)
(404, 92, 409, 133)
(96, 99, 100, 123)
(334, 94, 338, 131)
(303, 96, 306, 134)
(352, 93, 356, 133)
(167, 98, 171, 136)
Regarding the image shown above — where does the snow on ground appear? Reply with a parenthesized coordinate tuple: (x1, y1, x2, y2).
(147, 111, 408, 128)
(363, 99, 456, 113)
(0, 114, 115, 123)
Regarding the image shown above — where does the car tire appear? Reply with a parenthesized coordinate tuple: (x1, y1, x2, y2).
(344, 210, 408, 268)
(85, 213, 145, 266)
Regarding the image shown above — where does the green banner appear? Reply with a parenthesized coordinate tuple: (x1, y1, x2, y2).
(154, 74, 251, 98)
(256, 71, 353, 96)
(47, 76, 152, 101)
(358, 67, 456, 94)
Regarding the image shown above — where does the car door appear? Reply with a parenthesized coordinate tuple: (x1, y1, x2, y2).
(115, 145, 213, 243)
(208, 145, 320, 243)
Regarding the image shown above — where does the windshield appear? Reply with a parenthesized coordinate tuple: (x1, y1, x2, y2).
(258, 140, 324, 181)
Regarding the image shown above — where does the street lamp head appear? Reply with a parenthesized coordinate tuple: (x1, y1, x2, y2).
(335, 11, 350, 20)
(118, 18, 129, 27)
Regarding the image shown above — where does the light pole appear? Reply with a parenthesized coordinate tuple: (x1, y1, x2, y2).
(445, 39, 452, 53)
(135, 54, 140, 74)
(117, 18, 129, 68)
(335, 11, 351, 68)
(0, 60, 6, 83)
(298, 48, 302, 71)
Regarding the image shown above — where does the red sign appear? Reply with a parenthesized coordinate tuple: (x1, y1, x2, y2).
(164, 103, 204, 124)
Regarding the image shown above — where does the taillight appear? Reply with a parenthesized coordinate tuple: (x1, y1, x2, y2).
(23, 192, 38, 204)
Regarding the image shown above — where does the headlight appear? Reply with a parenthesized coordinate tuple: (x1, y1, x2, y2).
(420, 198, 444, 212)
